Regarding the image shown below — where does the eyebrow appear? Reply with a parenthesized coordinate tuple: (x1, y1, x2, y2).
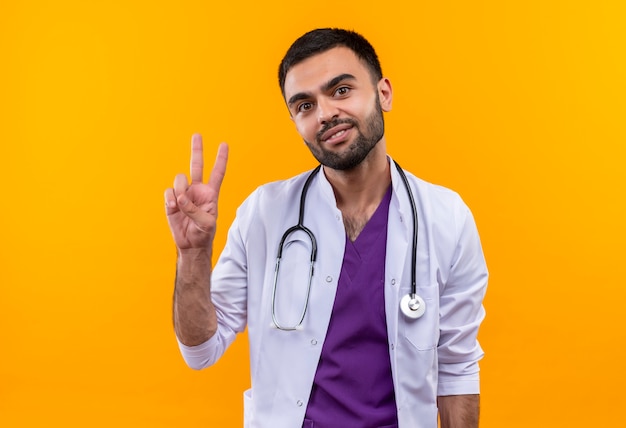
(287, 73, 357, 107)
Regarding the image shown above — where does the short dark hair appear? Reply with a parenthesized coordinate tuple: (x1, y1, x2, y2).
(278, 28, 383, 97)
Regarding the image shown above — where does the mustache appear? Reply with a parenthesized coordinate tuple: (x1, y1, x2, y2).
(316, 118, 358, 142)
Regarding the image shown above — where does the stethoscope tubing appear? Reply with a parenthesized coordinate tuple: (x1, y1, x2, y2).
(393, 160, 419, 300)
(271, 161, 423, 330)
(271, 165, 320, 331)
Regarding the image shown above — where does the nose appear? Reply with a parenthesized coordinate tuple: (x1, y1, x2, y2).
(317, 97, 339, 125)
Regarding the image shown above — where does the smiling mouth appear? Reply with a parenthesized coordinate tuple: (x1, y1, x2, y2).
(324, 128, 348, 141)
(319, 122, 354, 143)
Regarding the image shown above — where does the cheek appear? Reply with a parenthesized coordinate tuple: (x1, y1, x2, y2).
(294, 117, 316, 140)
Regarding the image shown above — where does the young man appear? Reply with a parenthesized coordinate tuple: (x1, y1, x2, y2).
(164, 28, 488, 428)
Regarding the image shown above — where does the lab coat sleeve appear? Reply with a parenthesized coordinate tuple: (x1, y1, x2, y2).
(437, 204, 488, 396)
(177, 192, 255, 370)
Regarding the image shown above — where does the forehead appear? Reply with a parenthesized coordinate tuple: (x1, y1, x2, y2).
(283, 46, 371, 98)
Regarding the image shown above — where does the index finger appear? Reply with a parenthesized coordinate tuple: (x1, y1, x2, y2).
(190, 133, 204, 183)
(207, 142, 229, 195)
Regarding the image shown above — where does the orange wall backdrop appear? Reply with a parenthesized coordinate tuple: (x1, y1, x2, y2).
(1, 1, 625, 426)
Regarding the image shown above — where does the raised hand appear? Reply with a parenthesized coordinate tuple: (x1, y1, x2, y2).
(165, 134, 229, 252)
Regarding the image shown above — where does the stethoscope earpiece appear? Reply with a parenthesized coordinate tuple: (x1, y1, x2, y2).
(400, 294, 426, 319)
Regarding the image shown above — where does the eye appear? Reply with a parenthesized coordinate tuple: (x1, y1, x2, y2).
(297, 101, 313, 113)
(335, 86, 350, 96)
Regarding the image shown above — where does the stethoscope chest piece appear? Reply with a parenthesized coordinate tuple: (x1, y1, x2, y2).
(400, 293, 426, 319)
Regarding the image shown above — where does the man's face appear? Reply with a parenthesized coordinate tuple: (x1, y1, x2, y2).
(283, 47, 392, 170)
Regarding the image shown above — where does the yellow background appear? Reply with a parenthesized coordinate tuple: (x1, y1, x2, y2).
(1, 0, 624, 426)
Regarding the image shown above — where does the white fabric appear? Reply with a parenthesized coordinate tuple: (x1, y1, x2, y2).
(178, 158, 488, 428)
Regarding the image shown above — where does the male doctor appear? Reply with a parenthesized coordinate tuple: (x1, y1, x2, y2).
(164, 28, 488, 428)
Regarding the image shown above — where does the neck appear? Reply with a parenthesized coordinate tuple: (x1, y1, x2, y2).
(323, 145, 391, 240)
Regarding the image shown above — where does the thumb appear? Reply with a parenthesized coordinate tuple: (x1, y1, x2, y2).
(176, 192, 213, 233)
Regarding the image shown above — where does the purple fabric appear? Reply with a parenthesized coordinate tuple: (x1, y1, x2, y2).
(304, 186, 397, 428)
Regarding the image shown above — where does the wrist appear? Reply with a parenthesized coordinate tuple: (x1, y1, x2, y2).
(176, 248, 213, 282)
(177, 247, 213, 265)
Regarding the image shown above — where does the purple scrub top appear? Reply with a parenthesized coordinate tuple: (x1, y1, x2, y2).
(304, 186, 398, 428)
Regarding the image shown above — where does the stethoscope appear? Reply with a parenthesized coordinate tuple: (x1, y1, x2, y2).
(271, 161, 425, 331)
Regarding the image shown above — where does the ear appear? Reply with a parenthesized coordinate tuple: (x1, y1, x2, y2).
(377, 77, 393, 112)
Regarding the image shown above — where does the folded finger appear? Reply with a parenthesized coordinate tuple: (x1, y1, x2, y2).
(173, 173, 188, 198)
(164, 188, 178, 213)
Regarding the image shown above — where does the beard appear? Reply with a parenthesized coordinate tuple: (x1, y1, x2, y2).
(303, 98, 385, 171)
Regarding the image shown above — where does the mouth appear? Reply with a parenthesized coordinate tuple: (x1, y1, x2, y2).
(319, 123, 353, 144)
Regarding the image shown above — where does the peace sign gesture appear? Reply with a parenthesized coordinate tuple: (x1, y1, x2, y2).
(165, 134, 229, 252)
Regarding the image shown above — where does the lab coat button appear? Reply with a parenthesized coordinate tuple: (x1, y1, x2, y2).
(297, 400, 303, 407)
(311, 339, 317, 345)
(390, 343, 395, 350)
(391, 279, 396, 286)
(325, 276, 332, 283)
